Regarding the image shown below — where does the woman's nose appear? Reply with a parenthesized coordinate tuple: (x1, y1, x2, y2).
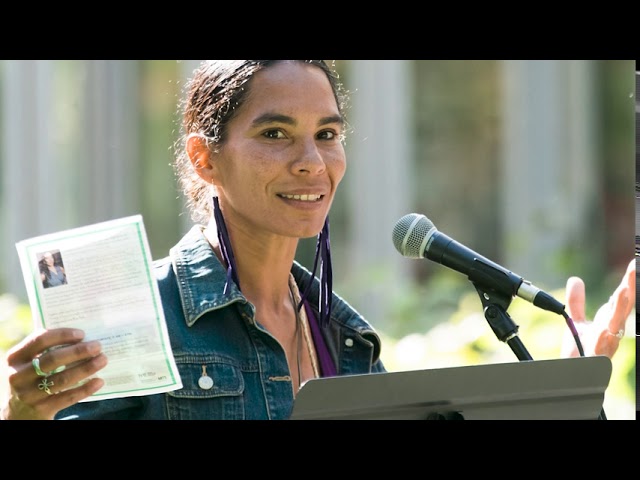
(293, 139, 325, 174)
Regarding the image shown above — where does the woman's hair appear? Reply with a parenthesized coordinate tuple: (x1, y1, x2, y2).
(173, 60, 350, 224)
(39, 257, 49, 277)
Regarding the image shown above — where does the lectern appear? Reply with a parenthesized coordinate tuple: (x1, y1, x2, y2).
(289, 356, 611, 420)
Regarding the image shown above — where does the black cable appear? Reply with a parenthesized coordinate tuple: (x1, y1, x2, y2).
(562, 310, 606, 420)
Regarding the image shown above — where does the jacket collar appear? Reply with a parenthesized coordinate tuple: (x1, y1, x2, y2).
(169, 224, 382, 355)
(170, 225, 245, 327)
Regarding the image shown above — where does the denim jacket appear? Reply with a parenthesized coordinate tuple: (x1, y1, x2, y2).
(56, 225, 385, 420)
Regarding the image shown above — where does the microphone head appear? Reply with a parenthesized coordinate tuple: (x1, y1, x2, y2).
(392, 213, 437, 258)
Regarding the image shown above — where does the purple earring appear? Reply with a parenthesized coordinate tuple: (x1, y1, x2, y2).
(213, 192, 332, 327)
(212, 195, 240, 294)
(298, 217, 333, 328)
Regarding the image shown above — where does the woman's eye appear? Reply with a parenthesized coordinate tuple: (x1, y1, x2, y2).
(317, 130, 336, 140)
(263, 129, 285, 139)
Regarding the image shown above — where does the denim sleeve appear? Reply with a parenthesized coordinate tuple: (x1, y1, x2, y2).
(55, 395, 148, 420)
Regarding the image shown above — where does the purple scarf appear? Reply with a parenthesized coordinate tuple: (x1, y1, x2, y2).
(304, 299, 337, 377)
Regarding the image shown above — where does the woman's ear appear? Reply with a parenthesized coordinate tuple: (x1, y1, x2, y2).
(186, 134, 217, 182)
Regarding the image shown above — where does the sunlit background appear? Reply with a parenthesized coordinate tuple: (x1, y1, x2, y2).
(0, 60, 635, 419)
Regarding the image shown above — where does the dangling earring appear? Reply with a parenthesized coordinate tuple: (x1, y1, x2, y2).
(298, 217, 332, 328)
(212, 194, 240, 293)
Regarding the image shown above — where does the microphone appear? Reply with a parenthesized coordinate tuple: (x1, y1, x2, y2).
(392, 213, 566, 315)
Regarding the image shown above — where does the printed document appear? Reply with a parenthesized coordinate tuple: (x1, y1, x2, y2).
(16, 215, 182, 401)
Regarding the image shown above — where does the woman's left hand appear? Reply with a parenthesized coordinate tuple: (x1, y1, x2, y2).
(561, 258, 635, 359)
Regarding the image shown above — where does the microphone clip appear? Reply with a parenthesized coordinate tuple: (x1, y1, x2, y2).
(473, 282, 533, 361)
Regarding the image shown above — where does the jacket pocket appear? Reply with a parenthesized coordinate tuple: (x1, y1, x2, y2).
(166, 355, 245, 419)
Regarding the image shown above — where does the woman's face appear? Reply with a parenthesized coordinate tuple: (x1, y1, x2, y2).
(213, 61, 347, 240)
(44, 253, 54, 266)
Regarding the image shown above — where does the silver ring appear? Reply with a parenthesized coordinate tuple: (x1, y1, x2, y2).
(38, 378, 54, 395)
(32, 357, 48, 377)
(608, 328, 624, 339)
(32, 357, 66, 377)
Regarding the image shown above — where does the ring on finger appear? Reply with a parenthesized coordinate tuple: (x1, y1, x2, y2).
(607, 328, 625, 339)
(32, 357, 48, 377)
(32, 357, 66, 377)
(38, 378, 55, 395)
(51, 364, 66, 374)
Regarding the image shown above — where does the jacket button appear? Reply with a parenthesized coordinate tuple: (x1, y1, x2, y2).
(345, 338, 354, 347)
(198, 365, 214, 389)
(199, 375, 214, 389)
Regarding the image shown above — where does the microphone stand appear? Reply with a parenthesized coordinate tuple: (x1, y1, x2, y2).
(425, 283, 534, 420)
(473, 283, 533, 361)
(472, 283, 607, 420)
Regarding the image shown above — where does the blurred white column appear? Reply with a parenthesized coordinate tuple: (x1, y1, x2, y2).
(1, 60, 139, 300)
(2, 60, 56, 297)
(500, 60, 597, 287)
(344, 60, 413, 326)
(77, 60, 139, 224)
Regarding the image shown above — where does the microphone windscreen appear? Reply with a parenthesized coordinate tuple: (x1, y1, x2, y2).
(392, 213, 436, 258)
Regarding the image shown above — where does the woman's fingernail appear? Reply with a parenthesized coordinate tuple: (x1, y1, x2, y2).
(71, 329, 85, 339)
(87, 341, 102, 354)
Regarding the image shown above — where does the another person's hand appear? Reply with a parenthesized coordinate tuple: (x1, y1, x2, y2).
(561, 259, 635, 359)
(1, 328, 107, 420)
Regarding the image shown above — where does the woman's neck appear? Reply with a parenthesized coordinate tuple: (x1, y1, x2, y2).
(203, 221, 298, 308)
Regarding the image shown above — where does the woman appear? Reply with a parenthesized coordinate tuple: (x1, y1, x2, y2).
(0, 60, 635, 420)
(40, 251, 67, 288)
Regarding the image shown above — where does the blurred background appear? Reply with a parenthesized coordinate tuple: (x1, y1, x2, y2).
(0, 60, 635, 419)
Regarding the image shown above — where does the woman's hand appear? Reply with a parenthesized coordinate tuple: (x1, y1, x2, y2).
(1, 328, 107, 420)
(561, 259, 635, 359)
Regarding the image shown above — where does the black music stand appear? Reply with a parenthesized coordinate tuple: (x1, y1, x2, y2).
(289, 356, 612, 420)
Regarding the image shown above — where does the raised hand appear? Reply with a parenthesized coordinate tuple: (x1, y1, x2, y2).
(561, 259, 636, 359)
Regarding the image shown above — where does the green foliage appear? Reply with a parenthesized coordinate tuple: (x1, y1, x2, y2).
(0, 294, 33, 403)
(336, 263, 472, 339)
(0, 294, 31, 351)
(378, 286, 636, 420)
(385, 270, 471, 338)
